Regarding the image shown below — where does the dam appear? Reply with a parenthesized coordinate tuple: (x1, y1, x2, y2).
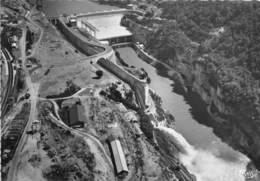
(50, 9, 137, 46)
(43, 1, 259, 180)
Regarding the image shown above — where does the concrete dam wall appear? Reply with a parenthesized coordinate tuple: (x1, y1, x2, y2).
(97, 58, 147, 110)
(55, 17, 104, 56)
(54, 17, 147, 110)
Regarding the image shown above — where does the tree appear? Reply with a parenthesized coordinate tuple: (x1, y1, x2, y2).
(96, 70, 103, 78)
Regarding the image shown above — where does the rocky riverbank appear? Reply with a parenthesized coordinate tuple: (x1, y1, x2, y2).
(119, 6, 260, 170)
(95, 0, 260, 171)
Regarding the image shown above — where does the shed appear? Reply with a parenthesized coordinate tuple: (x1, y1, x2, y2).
(110, 139, 128, 175)
(68, 104, 85, 128)
(11, 42, 17, 49)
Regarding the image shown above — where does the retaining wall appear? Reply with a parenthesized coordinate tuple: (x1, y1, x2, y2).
(132, 44, 156, 64)
(113, 43, 155, 64)
(97, 58, 147, 110)
(56, 17, 105, 56)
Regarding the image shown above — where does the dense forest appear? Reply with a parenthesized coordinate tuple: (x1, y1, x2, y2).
(133, 1, 260, 169)
(98, 0, 260, 169)
(159, 1, 260, 79)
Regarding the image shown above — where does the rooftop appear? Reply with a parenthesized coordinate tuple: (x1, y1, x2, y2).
(110, 139, 128, 174)
(68, 104, 86, 126)
(80, 14, 132, 40)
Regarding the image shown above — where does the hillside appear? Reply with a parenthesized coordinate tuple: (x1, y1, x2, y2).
(118, 0, 260, 170)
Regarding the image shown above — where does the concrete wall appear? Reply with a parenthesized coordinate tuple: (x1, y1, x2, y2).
(132, 44, 155, 64)
(56, 17, 104, 56)
(76, 9, 144, 19)
(102, 35, 132, 46)
(97, 58, 147, 110)
(112, 42, 132, 49)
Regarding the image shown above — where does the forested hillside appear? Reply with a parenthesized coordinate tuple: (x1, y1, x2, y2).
(159, 1, 260, 78)
(98, 0, 260, 170)
(120, 0, 260, 169)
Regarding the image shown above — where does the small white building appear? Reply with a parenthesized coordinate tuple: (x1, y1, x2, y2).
(110, 139, 128, 175)
(11, 42, 18, 49)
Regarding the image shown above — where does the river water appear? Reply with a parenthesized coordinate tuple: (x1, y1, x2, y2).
(43, 1, 258, 180)
(117, 47, 252, 181)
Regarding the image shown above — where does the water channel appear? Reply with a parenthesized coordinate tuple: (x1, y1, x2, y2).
(43, 1, 259, 180)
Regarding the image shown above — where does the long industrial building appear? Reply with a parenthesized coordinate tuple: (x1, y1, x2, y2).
(110, 139, 129, 175)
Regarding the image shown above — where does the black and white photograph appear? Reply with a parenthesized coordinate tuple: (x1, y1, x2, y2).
(1, 0, 260, 180)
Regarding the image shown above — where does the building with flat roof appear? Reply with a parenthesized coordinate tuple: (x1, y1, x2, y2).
(110, 139, 128, 176)
(76, 19, 98, 37)
(79, 14, 132, 45)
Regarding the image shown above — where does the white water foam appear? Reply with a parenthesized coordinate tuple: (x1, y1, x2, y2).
(156, 125, 250, 181)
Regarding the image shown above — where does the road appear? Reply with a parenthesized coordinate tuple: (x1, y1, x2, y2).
(48, 113, 116, 180)
(26, 8, 44, 59)
(5, 7, 115, 180)
(6, 16, 40, 181)
(1, 48, 14, 119)
(5, 6, 150, 181)
(71, 8, 144, 19)
(57, 16, 114, 63)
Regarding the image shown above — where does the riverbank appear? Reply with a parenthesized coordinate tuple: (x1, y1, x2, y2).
(93, 0, 260, 171)
(116, 46, 258, 180)
(122, 15, 260, 171)
(21, 1, 198, 180)
(96, 57, 196, 181)
(41, 0, 259, 180)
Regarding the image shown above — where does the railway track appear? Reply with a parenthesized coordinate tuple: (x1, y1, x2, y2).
(1, 48, 14, 118)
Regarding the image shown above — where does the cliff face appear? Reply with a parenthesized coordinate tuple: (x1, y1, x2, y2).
(191, 58, 260, 168)
(124, 17, 260, 169)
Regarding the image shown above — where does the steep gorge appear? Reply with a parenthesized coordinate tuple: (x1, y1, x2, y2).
(122, 4, 260, 170)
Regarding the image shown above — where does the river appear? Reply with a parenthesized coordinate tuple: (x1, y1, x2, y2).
(117, 47, 253, 181)
(43, 1, 259, 181)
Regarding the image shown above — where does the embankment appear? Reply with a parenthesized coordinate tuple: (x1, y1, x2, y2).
(132, 44, 158, 64)
(97, 58, 147, 110)
(97, 58, 196, 181)
(112, 42, 160, 65)
(55, 17, 105, 56)
(125, 17, 260, 170)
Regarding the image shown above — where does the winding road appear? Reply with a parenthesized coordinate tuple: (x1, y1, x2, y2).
(48, 113, 116, 180)
(26, 9, 44, 59)
(5, 7, 117, 181)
